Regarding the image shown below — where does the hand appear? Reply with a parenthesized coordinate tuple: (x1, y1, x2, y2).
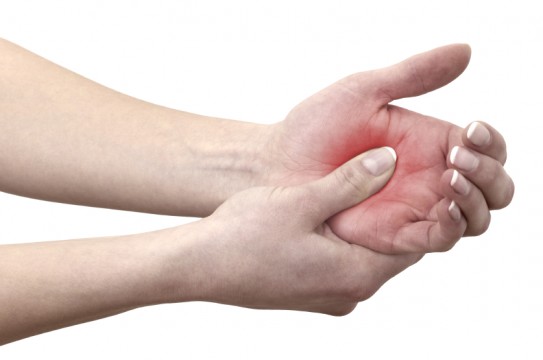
(192, 148, 420, 315)
(266, 44, 514, 253)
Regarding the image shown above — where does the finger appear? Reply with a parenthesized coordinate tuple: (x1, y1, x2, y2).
(462, 121, 508, 165)
(449, 146, 515, 209)
(441, 169, 491, 236)
(345, 44, 471, 104)
(393, 198, 467, 253)
(302, 147, 397, 225)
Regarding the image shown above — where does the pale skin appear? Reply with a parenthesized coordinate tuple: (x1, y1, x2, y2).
(0, 39, 513, 344)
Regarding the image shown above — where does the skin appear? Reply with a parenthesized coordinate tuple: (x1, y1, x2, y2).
(267, 44, 514, 253)
(0, 39, 514, 344)
(0, 149, 418, 344)
(0, 40, 513, 247)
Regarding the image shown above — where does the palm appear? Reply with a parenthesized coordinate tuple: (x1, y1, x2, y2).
(269, 44, 474, 253)
(275, 81, 462, 253)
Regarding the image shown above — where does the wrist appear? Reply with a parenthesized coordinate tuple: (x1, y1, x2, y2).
(157, 219, 222, 304)
(167, 111, 275, 216)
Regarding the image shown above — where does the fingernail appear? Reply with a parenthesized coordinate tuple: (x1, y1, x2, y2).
(361, 147, 397, 176)
(467, 122, 491, 147)
(448, 201, 462, 221)
(450, 146, 479, 172)
(450, 170, 470, 195)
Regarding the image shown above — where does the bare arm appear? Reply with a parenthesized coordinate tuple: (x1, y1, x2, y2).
(0, 38, 513, 255)
(0, 223, 207, 345)
(1, 148, 418, 345)
(0, 38, 270, 216)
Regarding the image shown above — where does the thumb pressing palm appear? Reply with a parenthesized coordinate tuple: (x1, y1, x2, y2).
(205, 147, 420, 315)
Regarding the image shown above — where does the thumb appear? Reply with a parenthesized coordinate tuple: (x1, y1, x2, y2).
(350, 44, 471, 104)
(302, 147, 397, 224)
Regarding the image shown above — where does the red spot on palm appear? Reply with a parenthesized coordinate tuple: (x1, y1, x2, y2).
(276, 86, 462, 253)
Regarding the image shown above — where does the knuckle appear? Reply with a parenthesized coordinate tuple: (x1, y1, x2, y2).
(334, 165, 370, 198)
(429, 232, 459, 252)
(484, 161, 502, 183)
(326, 304, 357, 317)
(355, 287, 376, 302)
(481, 212, 492, 233)
(499, 151, 508, 165)
(493, 178, 515, 210)
(330, 256, 386, 303)
(504, 180, 515, 206)
(481, 163, 514, 210)
(434, 239, 457, 253)
(470, 212, 491, 236)
(335, 278, 377, 303)
(426, 222, 459, 253)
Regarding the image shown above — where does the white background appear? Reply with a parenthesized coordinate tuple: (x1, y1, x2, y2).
(0, 0, 541, 358)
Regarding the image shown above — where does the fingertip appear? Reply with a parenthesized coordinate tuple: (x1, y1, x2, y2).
(448, 200, 462, 222)
(457, 43, 472, 62)
(384, 146, 397, 162)
(369, 44, 473, 104)
(466, 121, 491, 147)
(442, 43, 472, 71)
(432, 199, 466, 251)
(306, 147, 397, 224)
(360, 147, 397, 177)
(463, 43, 472, 57)
(461, 121, 508, 165)
(449, 145, 479, 173)
(450, 169, 470, 196)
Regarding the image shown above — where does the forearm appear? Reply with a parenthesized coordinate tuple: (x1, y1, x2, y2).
(0, 224, 204, 345)
(0, 146, 417, 345)
(0, 38, 271, 216)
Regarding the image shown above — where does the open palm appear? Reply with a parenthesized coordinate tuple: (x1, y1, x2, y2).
(270, 44, 498, 253)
